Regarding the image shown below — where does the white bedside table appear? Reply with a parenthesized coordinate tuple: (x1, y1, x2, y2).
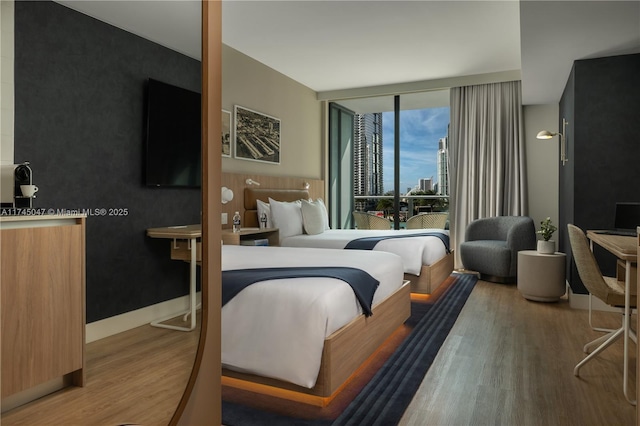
(517, 250, 566, 302)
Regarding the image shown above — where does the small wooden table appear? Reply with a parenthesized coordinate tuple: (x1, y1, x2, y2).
(146, 224, 201, 332)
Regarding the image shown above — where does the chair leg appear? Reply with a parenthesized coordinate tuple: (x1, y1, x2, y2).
(588, 293, 616, 333)
(574, 327, 624, 376)
(622, 289, 636, 406)
(583, 329, 619, 353)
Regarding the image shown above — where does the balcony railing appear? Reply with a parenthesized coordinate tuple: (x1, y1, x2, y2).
(354, 194, 449, 223)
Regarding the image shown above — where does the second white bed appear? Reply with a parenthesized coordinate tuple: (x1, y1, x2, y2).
(280, 229, 450, 276)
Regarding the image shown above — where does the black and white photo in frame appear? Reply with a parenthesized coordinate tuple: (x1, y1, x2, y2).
(222, 109, 232, 157)
(234, 105, 280, 164)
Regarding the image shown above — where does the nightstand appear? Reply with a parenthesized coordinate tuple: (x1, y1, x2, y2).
(221, 228, 279, 246)
(517, 250, 566, 302)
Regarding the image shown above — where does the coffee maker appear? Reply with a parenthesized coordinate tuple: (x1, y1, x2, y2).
(13, 162, 34, 209)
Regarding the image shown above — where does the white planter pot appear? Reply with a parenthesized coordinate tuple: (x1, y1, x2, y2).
(537, 240, 555, 254)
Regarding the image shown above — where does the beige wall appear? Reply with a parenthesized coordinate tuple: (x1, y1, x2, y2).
(222, 46, 561, 233)
(524, 104, 560, 245)
(222, 45, 323, 180)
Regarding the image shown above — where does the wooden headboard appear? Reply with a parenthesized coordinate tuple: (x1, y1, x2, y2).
(244, 188, 310, 227)
(221, 173, 324, 229)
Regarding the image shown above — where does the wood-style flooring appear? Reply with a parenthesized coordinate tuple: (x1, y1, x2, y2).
(1, 315, 200, 426)
(400, 279, 637, 426)
(2, 280, 637, 425)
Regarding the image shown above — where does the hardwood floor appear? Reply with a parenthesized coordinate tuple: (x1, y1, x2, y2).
(400, 279, 637, 426)
(2, 281, 636, 425)
(1, 315, 200, 426)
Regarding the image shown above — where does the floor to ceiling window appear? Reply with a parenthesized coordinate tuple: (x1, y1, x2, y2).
(328, 102, 355, 230)
(329, 90, 450, 229)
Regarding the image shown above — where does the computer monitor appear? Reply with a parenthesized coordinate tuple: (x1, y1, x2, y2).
(614, 202, 640, 231)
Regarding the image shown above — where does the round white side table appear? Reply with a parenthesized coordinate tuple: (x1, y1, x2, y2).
(517, 250, 566, 302)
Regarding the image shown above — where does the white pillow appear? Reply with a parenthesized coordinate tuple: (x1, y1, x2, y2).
(301, 199, 328, 235)
(256, 199, 273, 228)
(315, 198, 330, 230)
(268, 197, 303, 241)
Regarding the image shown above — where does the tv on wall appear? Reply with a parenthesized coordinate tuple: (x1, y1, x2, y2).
(144, 78, 201, 188)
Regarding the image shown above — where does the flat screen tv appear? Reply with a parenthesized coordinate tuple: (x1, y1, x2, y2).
(144, 78, 201, 188)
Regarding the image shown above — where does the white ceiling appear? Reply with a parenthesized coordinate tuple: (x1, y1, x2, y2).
(222, 1, 522, 91)
(55, 1, 640, 108)
(520, 0, 640, 105)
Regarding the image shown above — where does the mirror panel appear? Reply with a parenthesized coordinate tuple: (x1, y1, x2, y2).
(1, 1, 203, 423)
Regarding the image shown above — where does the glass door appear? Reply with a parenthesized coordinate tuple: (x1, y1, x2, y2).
(328, 102, 355, 229)
(329, 90, 450, 229)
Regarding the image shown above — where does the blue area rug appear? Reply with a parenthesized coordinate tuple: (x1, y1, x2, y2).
(222, 273, 478, 426)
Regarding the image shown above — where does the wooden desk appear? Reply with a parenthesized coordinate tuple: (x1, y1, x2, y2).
(586, 230, 638, 405)
(147, 224, 201, 332)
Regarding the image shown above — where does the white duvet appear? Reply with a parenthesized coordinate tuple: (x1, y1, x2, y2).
(221, 245, 405, 389)
(280, 229, 450, 275)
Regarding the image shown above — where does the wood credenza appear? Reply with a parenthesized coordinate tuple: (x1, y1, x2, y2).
(1, 215, 86, 408)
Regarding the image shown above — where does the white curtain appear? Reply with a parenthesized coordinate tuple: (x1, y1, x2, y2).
(449, 81, 528, 269)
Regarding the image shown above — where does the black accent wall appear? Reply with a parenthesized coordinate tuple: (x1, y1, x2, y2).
(559, 53, 640, 294)
(14, 1, 202, 322)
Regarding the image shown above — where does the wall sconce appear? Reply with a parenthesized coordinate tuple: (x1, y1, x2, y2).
(221, 186, 234, 204)
(245, 178, 261, 186)
(303, 182, 310, 190)
(537, 118, 568, 166)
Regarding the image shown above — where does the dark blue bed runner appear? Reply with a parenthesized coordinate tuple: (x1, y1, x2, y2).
(344, 232, 450, 253)
(222, 267, 380, 316)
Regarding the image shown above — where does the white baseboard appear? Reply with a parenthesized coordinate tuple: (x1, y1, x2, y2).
(86, 292, 202, 343)
(567, 285, 619, 313)
(2, 297, 202, 412)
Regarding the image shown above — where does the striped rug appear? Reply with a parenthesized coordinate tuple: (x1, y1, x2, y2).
(222, 272, 478, 426)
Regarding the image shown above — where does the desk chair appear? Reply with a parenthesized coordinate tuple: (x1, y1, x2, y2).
(567, 224, 637, 405)
(406, 212, 448, 229)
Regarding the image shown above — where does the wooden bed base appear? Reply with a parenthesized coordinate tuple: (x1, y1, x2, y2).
(407, 250, 455, 294)
(222, 281, 411, 406)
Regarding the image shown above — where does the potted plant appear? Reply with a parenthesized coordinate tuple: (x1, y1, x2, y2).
(536, 217, 557, 254)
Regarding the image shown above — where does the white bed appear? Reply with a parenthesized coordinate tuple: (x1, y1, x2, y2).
(242, 188, 454, 294)
(221, 244, 409, 400)
(281, 229, 449, 276)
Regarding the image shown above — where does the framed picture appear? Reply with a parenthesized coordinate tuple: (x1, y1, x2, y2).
(221, 109, 232, 157)
(234, 105, 281, 164)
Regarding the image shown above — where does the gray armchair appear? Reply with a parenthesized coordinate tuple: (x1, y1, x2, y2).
(459, 216, 536, 283)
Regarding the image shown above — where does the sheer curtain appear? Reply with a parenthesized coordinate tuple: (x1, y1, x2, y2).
(449, 80, 528, 269)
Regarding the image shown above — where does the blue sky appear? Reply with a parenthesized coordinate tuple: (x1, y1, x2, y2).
(382, 107, 450, 193)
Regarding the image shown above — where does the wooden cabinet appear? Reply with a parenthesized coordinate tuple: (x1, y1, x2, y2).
(1, 215, 85, 404)
(221, 228, 279, 246)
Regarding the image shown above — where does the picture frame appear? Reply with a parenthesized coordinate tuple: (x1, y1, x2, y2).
(222, 109, 232, 157)
(234, 105, 281, 164)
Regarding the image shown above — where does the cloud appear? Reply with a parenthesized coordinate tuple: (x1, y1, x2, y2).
(382, 108, 449, 192)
